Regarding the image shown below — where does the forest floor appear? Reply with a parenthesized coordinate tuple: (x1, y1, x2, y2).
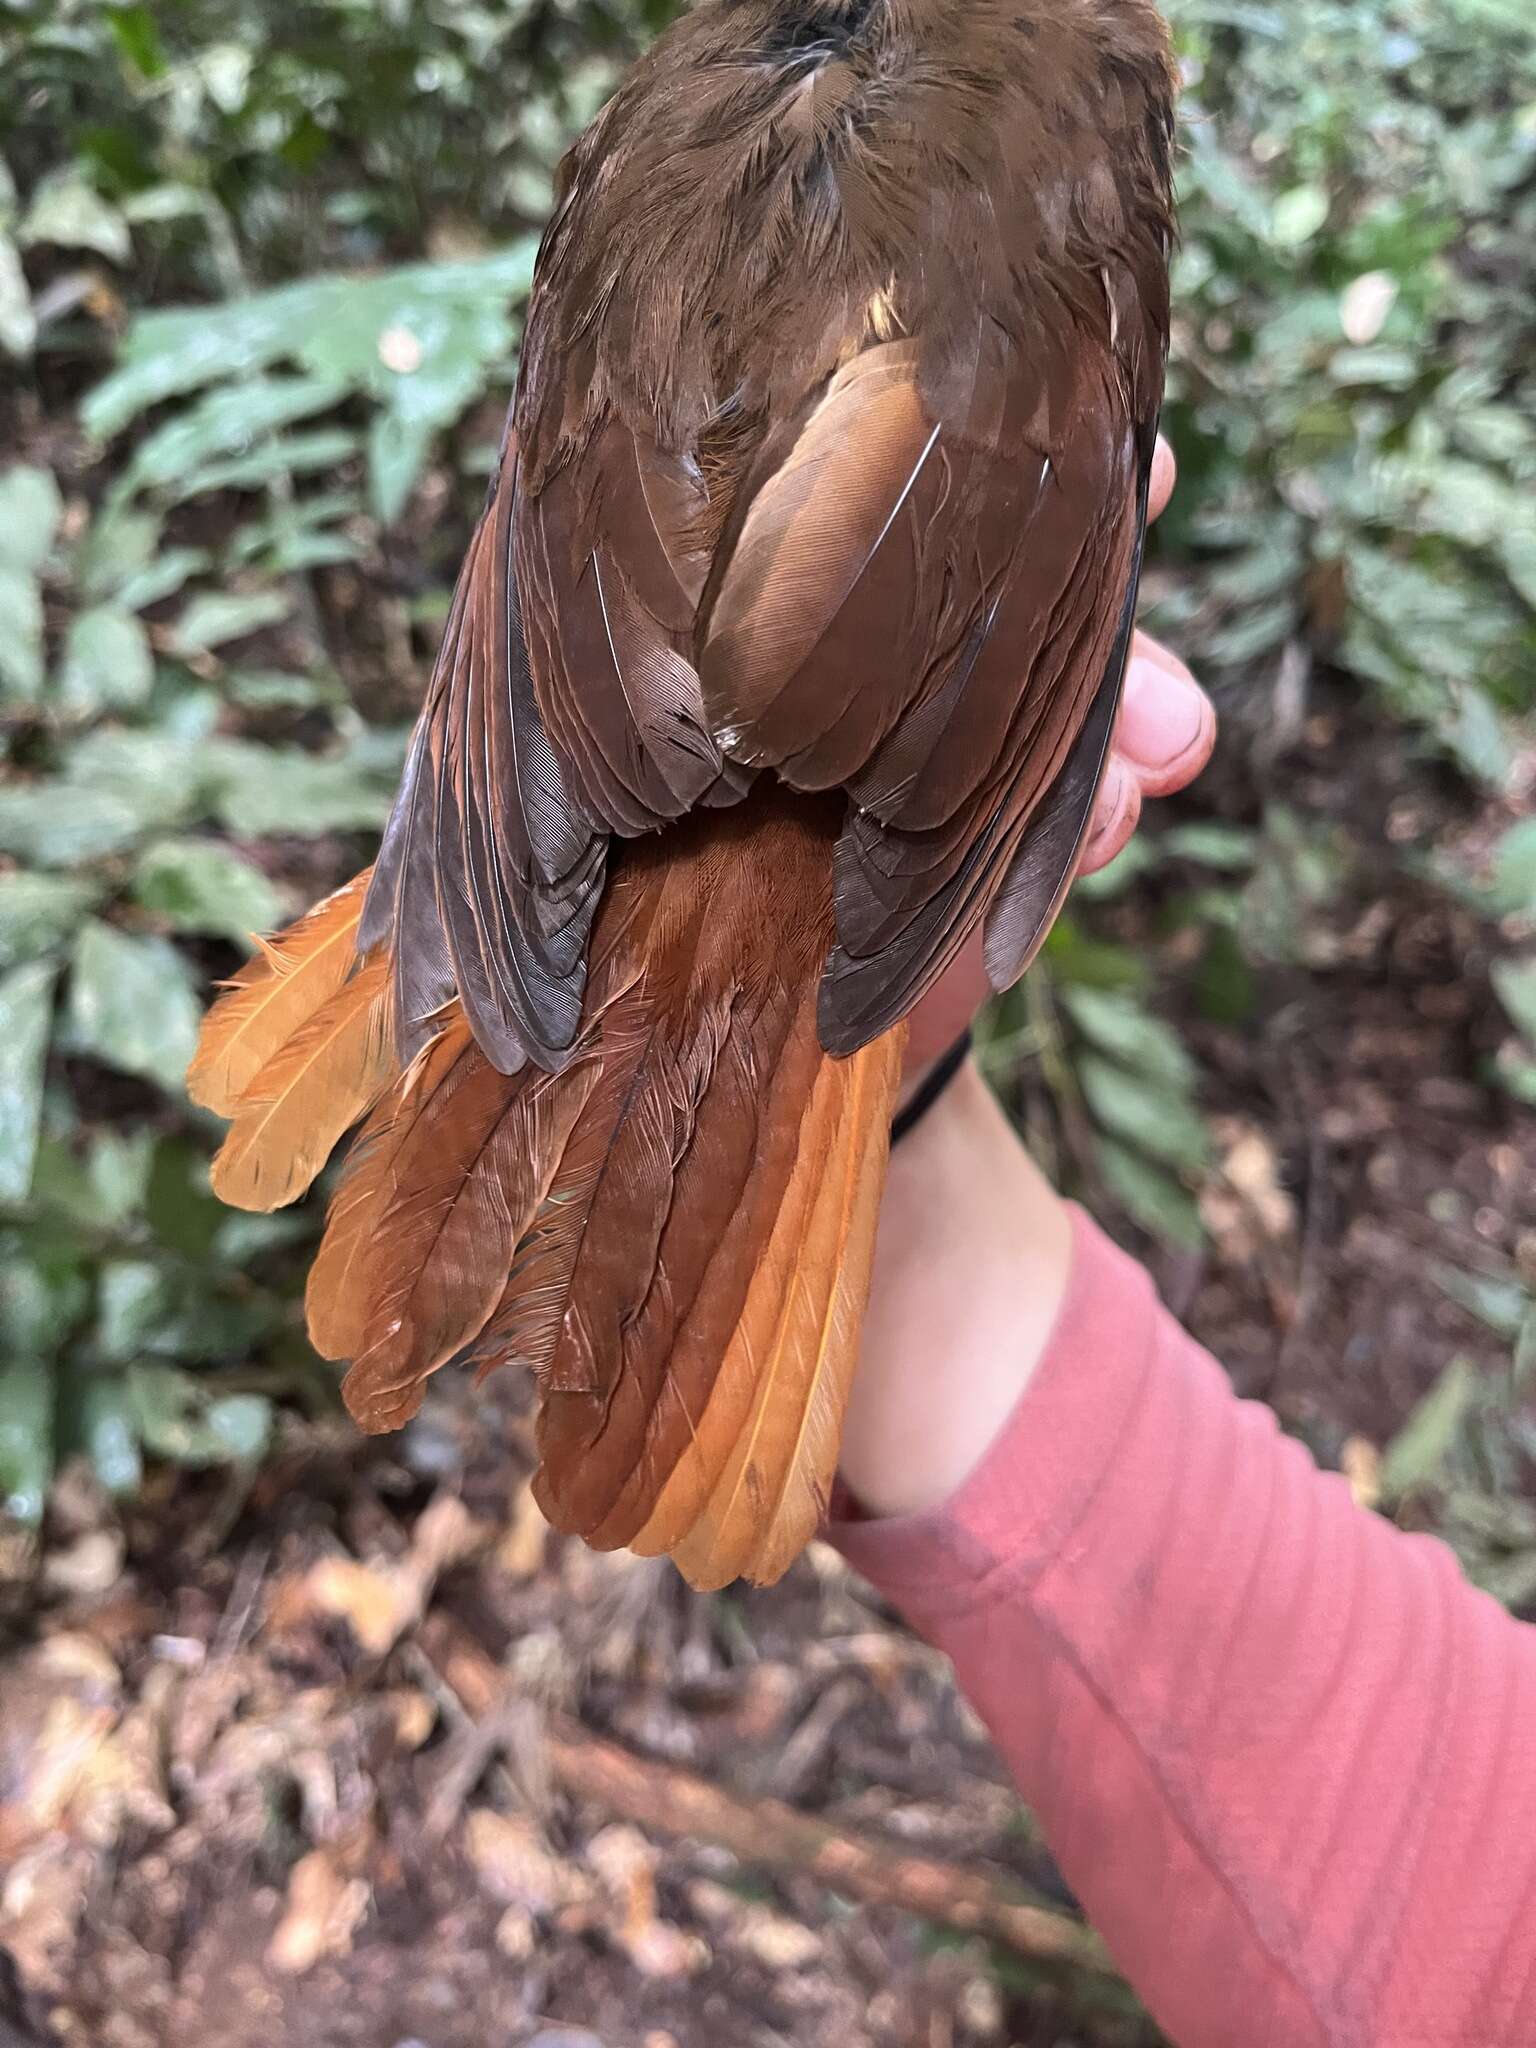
(3, 682, 1534, 2048)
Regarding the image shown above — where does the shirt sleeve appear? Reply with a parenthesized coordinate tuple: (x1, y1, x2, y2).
(830, 1206, 1536, 2048)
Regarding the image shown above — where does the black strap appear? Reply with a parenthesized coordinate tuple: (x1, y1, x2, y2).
(890, 1030, 973, 1146)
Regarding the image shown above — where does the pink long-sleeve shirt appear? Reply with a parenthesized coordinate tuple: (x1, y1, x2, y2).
(833, 1209, 1536, 2047)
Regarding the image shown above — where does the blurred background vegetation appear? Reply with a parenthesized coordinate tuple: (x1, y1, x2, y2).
(1, 0, 1533, 1565)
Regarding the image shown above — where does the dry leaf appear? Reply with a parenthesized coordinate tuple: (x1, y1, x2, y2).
(587, 1824, 706, 1981)
(1341, 1436, 1383, 1511)
(464, 1809, 590, 1918)
(1201, 1117, 1297, 1262)
(380, 1687, 437, 1751)
(495, 1479, 549, 1580)
(266, 1495, 482, 1657)
(267, 1846, 370, 1974)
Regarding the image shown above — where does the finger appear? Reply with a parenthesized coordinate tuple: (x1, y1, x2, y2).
(1114, 633, 1216, 799)
(1148, 436, 1176, 523)
(1078, 756, 1143, 876)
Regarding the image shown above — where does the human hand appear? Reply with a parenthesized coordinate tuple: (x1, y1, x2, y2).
(843, 442, 1215, 1520)
(903, 439, 1215, 1074)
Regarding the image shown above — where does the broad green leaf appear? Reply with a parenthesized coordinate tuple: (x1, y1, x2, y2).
(203, 737, 402, 837)
(84, 244, 538, 438)
(78, 502, 163, 598)
(0, 1251, 89, 1357)
(112, 546, 212, 613)
(66, 728, 205, 824)
(1062, 989, 1198, 1092)
(1487, 821, 1536, 918)
(0, 779, 162, 868)
(1270, 184, 1330, 248)
(0, 234, 34, 357)
(86, 1129, 155, 1225)
(0, 1360, 52, 1524)
(74, 1375, 144, 1498)
(174, 588, 291, 653)
(0, 564, 44, 701)
(22, 172, 130, 263)
(120, 373, 347, 495)
(1380, 1359, 1477, 1502)
(0, 872, 100, 969)
(57, 605, 155, 712)
(105, 4, 167, 78)
(127, 1361, 272, 1467)
(1161, 824, 1258, 870)
(133, 837, 284, 942)
(97, 1259, 172, 1363)
(1097, 1138, 1205, 1251)
(1078, 1054, 1211, 1173)
(0, 463, 62, 570)
(66, 920, 201, 1094)
(1493, 959, 1536, 1043)
(167, 429, 359, 502)
(0, 962, 55, 1203)
(1431, 1262, 1530, 1339)
(145, 1138, 223, 1258)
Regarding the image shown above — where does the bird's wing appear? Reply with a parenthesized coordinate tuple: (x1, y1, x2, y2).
(699, 315, 1156, 1054)
(359, 444, 608, 1072)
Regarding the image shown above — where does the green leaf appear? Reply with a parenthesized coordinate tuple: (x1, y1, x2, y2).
(74, 1375, 144, 1499)
(113, 546, 212, 613)
(1431, 1262, 1530, 1339)
(133, 837, 284, 942)
(1061, 989, 1198, 1092)
(1161, 823, 1258, 871)
(1097, 1138, 1206, 1251)
(106, 4, 167, 77)
(78, 502, 162, 598)
(1271, 184, 1330, 247)
(127, 1362, 272, 1468)
(0, 872, 100, 969)
(0, 234, 35, 357)
(1380, 1359, 1478, 1502)
(0, 464, 63, 571)
(97, 1259, 172, 1364)
(0, 962, 56, 1204)
(0, 785, 141, 867)
(22, 172, 130, 264)
(84, 244, 537, 439)
(65, 920, 201, 1094)
(1078, 1054, 1211, 1173)
(66, 728, 204, 825)
(203, 737, 403, 837)
(57, 605, 155, 713)
(173, 588, 291, 654)
(120, 373, 347, 496)
(0, 1360, 52, 1525)
(1493, 959, 1536, 1043)
(0, 1251, 89, 1357)
(0, 564, 44, 701)
(86, 1129, 154, 1225)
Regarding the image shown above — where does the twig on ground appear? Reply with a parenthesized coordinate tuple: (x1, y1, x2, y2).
(418, 1617, 1117, 1984)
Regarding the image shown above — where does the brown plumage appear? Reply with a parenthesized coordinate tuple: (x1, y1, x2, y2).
(192, 0, 1178, 1587)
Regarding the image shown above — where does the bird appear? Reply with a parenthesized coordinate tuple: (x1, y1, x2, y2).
(190, 0, 1178, 1590)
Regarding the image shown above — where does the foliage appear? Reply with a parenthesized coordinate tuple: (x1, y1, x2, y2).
(0, 0, 1533, 1535)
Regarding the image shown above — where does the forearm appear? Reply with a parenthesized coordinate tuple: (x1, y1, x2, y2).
(841, 1060, 1072, 1518)
(837, 1081, 1536, 2046)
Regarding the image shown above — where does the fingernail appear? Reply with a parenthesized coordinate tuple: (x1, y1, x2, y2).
(1117, 653, 1206, 768)
(1083, 758, 1135, 860)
